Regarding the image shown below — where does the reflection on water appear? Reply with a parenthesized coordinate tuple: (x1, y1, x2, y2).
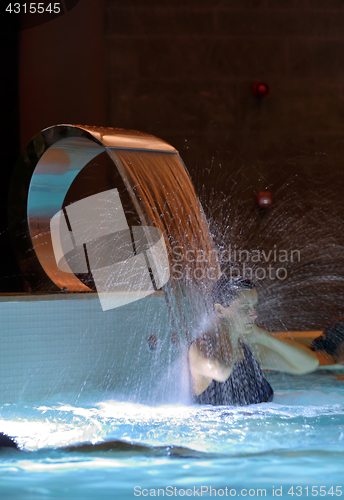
(0, 371, 343, 499)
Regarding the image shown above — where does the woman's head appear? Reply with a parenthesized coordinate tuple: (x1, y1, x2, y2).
(312, 317, 344, 360)
(211, 276, 258, 331)
(211, 275, 255, 308)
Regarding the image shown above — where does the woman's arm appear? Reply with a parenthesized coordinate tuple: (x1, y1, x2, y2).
(188, 333, 236, 396)
(189, 337, 233, 382)
(245, 325, 319, 374)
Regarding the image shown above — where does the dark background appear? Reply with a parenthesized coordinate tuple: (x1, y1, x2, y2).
(2, 0, 344, 330)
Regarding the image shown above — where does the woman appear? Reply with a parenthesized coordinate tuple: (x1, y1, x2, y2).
(188, 276, 319, 406)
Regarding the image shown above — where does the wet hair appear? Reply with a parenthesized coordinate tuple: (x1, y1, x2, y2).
(211, 275, 255, 308)
(311, 317, 344, 356)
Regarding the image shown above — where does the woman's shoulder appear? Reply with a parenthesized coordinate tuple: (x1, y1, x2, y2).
(191, 322, 224, 353)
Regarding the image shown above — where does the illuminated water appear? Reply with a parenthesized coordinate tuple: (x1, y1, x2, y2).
(0, 371, 343, 499)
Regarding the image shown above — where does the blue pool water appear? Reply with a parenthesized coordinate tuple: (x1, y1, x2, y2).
(0, 370, 343, 500)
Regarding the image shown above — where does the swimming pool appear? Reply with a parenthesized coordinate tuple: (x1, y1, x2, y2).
(0, 369, 343, 499)
(6, 123, 343, 498)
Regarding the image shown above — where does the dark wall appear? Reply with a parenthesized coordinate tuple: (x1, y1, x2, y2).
(105, 0, 344, 330)
(3, 0, 344, 329)
(104, 0, 344, 163)
(20, 0, 106, 148)
(1, 0, 106, 291)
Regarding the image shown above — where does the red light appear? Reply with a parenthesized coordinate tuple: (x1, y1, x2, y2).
(252, 82, 270, 98)
(257, 191, 272, 208)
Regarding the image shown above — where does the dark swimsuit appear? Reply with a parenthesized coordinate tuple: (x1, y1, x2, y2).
(189, 342, 274, 406)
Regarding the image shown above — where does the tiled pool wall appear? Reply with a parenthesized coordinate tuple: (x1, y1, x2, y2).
(0, 292, 178, 404)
